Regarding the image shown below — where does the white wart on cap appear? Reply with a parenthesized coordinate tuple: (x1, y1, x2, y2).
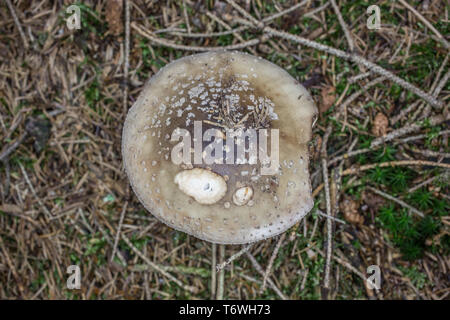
(122, 51, 317, 244)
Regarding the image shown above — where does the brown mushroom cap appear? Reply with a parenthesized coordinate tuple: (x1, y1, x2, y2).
(122, 51, 317, 244)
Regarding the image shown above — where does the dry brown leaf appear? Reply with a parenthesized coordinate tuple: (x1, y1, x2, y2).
(106, 0, 123, 35)
(372, 112, 389, 137)
(340, 198, 364, 225)
(362, 190, 385, 213)
(319, 85, 336, 113)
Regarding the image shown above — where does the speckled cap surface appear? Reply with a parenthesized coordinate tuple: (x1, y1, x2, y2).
(122, 51, 317, 244)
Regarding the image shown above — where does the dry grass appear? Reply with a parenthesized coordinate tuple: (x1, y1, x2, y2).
(0, 0, 448, 300)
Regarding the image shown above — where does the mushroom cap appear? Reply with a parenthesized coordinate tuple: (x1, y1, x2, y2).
(122, 51, 317, 244)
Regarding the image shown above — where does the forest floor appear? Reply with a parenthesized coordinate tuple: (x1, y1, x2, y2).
(0, 0, 449, 299)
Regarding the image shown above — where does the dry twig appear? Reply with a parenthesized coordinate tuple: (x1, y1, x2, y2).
(110, 202, 128, 263)
(367, 186, 425, 218)
(122, 0, 130, 117)
(261, 234, 285, 293)
(121, 234, 198, 293)
(217, 244, 225, 300)
(398, 0, 449, 49)
(5, 0, 28, 49)
(216, 243, 254, 271)
(246, 252, 287, 300)
(321, 127, 334, 299)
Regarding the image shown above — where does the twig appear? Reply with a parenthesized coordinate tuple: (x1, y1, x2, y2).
(329, 127, 450, 166)
(304, 2, 330, 18)
(18, 162, 52, 217)
(348, 72, 372, 84)
(0, 132, 27, 162)
(308, 214, 319, 243)
(132, 22, 261, 51)
(2, 159, 11, 197)
(333, 252, 366, 280)
(264, 0, 309, 22)
(245, 252, 287, 300)
(263, 26, 443, 108)
(261, 233, 285, 293)
(321, 127, 333, 299)
(329, 115, 448, 166)
(372, 115, 448, 148)
(343, 160, 450, 176)
(0, 237, 25, 297)
(430, 53, 449, 94)
(132, 264, 211, 277)
(30, 283, 47, 300)
(314, 247, 367, 288)
(315, 209, 346, 225)
(408, 147, 450, 159)
(398, 0, 449, 49)
(391, 100, 422, 125)
(144, 272, 152, 300)
(166, 26, 248, 38)
(225, 0, 263, 28)
(299, 268, 309, 291)
(206, 11, 257, 55)
(408, 174, 442, 193)
(239, 273, 266, 287)
(121, 234, 197, 293)
(330, 0, 354, 52)
(182, 0, 191, 34)
(94, 217, 127, 266)
(217, 244, 225, 300)
(211, 243, 217, 299)
(433, 69, 450, 98)
(216, 243, 254, 271)
(337, 77, 386, 118)
(367, 186, 425, 218)
(123, 0, 130, 117)
(398, 130, 450, 144)
(224, 0, 444, 109)
(410, 55, 449, 122)
(161, 0, 309, 39)
(110, 202, 128, 263)
(5, 0, 29, 49)
(330, 167, 342, 222)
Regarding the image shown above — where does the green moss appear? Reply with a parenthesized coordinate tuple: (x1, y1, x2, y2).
(377, 205, 441, 260)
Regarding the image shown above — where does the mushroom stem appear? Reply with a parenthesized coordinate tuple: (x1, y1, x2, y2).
(211, 243, 217, 299)
(216, 244, 225, 300)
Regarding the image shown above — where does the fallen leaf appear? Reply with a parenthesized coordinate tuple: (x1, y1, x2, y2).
(340, 198, 364, 225)
(319, 85, 336, 113)
(362, 190, 385, 213)
(106, 0, 123, 35)
(372, 112, 389, 137)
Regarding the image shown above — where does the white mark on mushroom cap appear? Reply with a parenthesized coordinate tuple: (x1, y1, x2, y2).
(233, 186, 253, 206)
(174, 168, 227, 205)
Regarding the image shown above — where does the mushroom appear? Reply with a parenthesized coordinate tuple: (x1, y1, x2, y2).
(122, 51, 317, 244)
